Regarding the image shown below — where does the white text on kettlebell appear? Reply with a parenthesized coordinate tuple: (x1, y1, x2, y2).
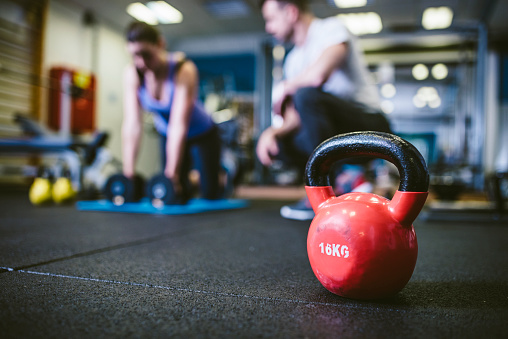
(318, 243, 350, 258)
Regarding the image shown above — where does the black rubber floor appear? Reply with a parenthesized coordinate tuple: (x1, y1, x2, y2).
(1, 189, 507, 338)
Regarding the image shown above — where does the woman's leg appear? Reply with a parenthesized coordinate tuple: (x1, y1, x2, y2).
(190, 126, 222, 199)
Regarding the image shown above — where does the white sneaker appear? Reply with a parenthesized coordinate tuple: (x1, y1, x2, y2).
(280, 198, 315, 220)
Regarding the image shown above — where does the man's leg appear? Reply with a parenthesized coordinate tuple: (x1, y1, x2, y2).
(290, 87, 390, 156)
(278, 87, 391, 220)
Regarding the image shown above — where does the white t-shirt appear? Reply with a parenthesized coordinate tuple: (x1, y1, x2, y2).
(283, 17, 380, 112)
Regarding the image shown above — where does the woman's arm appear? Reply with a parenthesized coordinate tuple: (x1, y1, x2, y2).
(163, 61, 196, 187)
(122, 65, 143, 178)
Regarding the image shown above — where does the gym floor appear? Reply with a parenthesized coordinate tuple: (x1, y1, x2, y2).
(1, 186, 507, 338)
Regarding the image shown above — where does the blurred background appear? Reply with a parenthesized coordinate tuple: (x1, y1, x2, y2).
(1, 0, 507, 206)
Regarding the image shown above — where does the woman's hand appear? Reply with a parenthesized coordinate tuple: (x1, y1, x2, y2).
(163, 169, 182, 196)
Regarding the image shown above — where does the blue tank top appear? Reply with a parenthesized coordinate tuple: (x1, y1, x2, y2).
(137, 59, 214, 138)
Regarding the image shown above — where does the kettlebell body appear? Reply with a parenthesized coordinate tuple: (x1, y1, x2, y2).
(305, 132, 429, 300)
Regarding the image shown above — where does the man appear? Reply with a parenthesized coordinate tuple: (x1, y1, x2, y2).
(256, 0, 391, 220)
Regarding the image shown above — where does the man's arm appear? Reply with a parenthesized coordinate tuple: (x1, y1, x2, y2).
(122, 65, 143, 178)
(256, 101, 300, 166)
(273, 43, 348, 115)
(286, 43, 348, 94)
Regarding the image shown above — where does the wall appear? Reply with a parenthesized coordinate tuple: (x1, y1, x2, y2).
(174, 31, 270, 134)
(173, 32, 272, 183)
(174, 33, 265, 57)
(42, 0, 160, 178)
(494, 52, 508, 172)
(0, 0, 46, 184)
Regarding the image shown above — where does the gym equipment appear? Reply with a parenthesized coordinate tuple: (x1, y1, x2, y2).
(431, 175, 465, 201)
(52, 176, 76, 204)
(29, 168, 53, 206)
(0, 113, 108, 191)
(305, 131, 429, 300)
(488, 172, 507, 217)
(103, 174, 145, 206)
(50, 163, 77, 204)
(48, 67, 95, 134)
(76, 198, 249, 215)
(145, 173, 182, 207)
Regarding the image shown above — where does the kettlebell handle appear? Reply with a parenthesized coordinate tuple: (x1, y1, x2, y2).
(305, 131, 429, 192)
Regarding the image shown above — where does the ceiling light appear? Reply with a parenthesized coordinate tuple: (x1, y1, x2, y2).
(127, 2, 158, 25)
(127, 2, 183, 25)
(414, 86, 441, 109)
(412, 64, 429, 81)
(431, 63, 448, 80)
(333, 0, 367, 8)
(422, 7, 453, 30)
(428, 97, 442, 108)
(413, 95, 426, 108)
(380, 83, 396, 98)
(337, 12, 382, 35)
(147, 1, 182, 24)
(380, 100, 394, 114)
(417, 86, 439, 102)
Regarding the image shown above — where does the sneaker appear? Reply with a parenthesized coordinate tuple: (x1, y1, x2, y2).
(280, 197, 315, 220)
(334, 164, 373, 195)
(352, 181, 373, 193)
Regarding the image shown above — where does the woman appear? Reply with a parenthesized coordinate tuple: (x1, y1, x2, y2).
(122, 21, 221, 201)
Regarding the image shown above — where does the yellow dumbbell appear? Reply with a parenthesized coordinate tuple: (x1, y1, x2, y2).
(52, 176, 76, 204)
(29, 169, 53, 206)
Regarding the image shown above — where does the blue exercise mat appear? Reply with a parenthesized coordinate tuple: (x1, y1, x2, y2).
(76, 198, 249, 215)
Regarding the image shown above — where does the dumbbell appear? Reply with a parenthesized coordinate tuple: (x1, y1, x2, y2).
(29, 167, 53, 206)
(53, 175, 76, 204)
(146, 173, 186, 207)
(103, 174, 144, 206)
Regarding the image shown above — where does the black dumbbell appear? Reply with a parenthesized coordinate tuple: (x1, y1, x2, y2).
(103, 174, 145, 205)
(146, 173, 187, 207)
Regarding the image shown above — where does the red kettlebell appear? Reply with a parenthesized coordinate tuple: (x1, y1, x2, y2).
(305, 131, 429, 300)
